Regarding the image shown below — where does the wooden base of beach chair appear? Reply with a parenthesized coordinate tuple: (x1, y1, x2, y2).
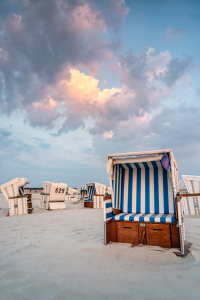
(117, 222, 139, 244)
(146, 223, 171, 248)
(27, 202, 32, 208)
(26, 194, 34, 213)
(171, 224, 181, 248)
(84, 202, 93, 208)
(27, 202, 34, 214)
(105, 220, 180, 250)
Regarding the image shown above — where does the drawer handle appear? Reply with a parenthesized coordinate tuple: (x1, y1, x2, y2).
(153, 229, 162, 231)
(123, 227, 132, 229)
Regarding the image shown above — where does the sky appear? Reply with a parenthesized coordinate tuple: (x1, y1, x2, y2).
(0, 0, 200, 188)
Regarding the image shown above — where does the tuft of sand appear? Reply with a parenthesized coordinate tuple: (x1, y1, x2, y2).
(0, 193, 200, 300)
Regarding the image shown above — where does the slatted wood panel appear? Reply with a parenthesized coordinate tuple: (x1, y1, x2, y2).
(171, 224, 180, 248)
(27, 193, 34, 213)
(84, 202, 93, 208)
(106, 220, 180, 250)
(105, 221, 118, 244)
(117, 222, 139, 244)
(146, 223, 171, 248)
(110, 221, 118, 242)
(106, 222, 111, 245)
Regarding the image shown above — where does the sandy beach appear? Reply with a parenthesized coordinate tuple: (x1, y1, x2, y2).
(0, 193, 200, 300)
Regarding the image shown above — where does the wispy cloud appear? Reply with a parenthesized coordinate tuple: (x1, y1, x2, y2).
(163, 27, 186, 43)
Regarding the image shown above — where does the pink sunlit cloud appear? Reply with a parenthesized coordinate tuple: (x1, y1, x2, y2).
(109, 63, 119, 71)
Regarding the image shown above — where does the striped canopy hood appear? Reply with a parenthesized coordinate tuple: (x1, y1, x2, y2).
(106, 150, 177, 215)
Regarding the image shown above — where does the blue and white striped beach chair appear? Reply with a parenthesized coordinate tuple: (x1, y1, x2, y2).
(84, 183, 106, 208)
(80, 186, 87, 199)
(104, 150, 185, 255)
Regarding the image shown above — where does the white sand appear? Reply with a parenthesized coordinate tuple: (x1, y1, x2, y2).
(0, 193, 200, 300)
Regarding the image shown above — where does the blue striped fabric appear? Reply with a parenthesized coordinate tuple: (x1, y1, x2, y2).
(112, 160, 175, 215)
(104, 199, 113, 221)
(81, 190, 87, 198)
(84, 195, 92, 202)
(18, 186, 24, 196)
(112, 212, 176, 223)
(87, 185, 96, 201)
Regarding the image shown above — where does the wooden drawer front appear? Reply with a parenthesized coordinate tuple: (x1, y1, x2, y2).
(146, 224, 171, 248)
(27, 202, 32, 208)
(84, 202, 93, 208)
(117, 222, 139, 244)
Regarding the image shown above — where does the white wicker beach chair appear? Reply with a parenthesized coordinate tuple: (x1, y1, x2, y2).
(179, 175, 200, 215)
(84, 182, 106, 208)
(1, 178, 30, 216)
(40, 181, 67, 210)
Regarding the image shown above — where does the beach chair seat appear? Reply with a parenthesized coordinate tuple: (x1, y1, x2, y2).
(112, 213, 176, 223)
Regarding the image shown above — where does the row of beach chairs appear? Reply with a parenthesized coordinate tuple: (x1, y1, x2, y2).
(1, 149, 200, 255)
(0, 179, 110, 213)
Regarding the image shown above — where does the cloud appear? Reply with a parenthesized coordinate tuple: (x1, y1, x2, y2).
(103, 130, 114, 138)
(95, 105, 200, 180)
(15, 46, 192, 136)
(57, 69, 120, 134)
(5, 1, 192, 139)
(88, 48, 193, 137)
(0, 129, 11, 137)
(160, 56, 192, 87)
(109, 63, 119, 71)
(117, 49, 170, 113)
(0, 111, 109, 186)
(0, 0, 125, 115)
(0, 0, 195, 165)
(164, 27, 186, 43)
(99, 0, 130, 32)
